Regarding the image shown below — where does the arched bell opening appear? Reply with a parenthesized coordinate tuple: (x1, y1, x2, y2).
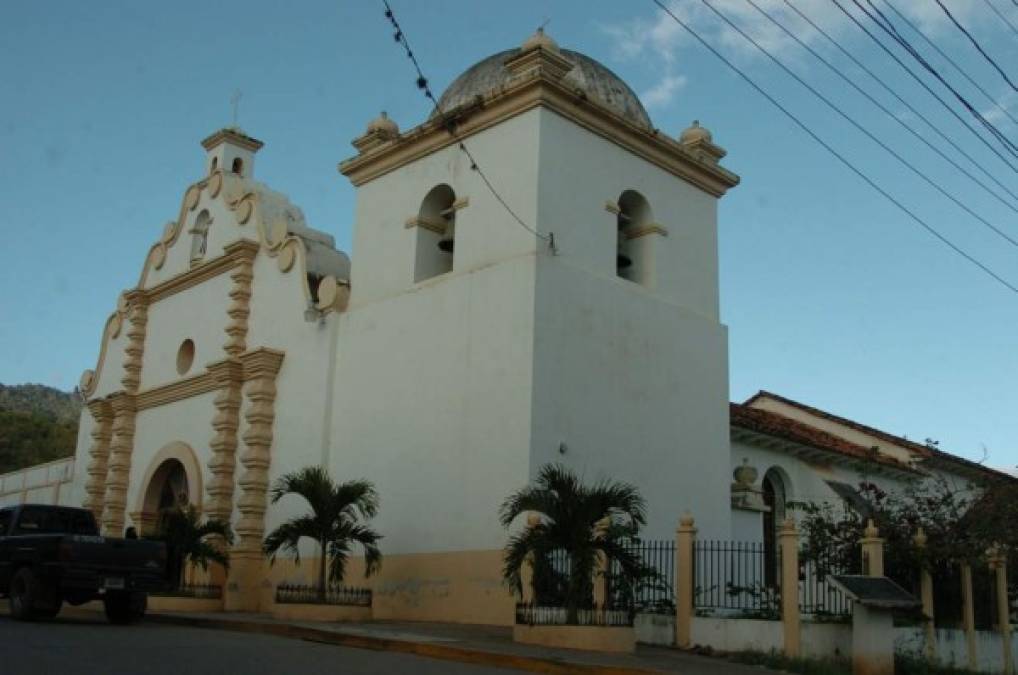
(615, 190, 652, 285)
(413, 184, 457, 282)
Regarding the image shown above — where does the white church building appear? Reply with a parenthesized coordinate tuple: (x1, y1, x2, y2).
(0, 30, 1000, 625)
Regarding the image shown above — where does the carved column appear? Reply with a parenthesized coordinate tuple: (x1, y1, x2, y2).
(223, 241, 257, 356)
(81, 399, 114, 522)
(119, 297, 148, 393)
(101, 294, 147, 536)
(226, 348, 284, 611)
(101, 392, 137, 536)
(205, 359, 245, 525)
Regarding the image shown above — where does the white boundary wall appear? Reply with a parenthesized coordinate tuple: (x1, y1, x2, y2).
(0, 457, 75, 508)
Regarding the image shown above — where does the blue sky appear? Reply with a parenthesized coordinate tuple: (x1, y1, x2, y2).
(1, 1, 1016, 470)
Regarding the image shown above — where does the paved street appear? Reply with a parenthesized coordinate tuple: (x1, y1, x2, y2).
(0, 613, 520, 675)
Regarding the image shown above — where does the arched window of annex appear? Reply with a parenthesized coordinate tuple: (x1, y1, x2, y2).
(413, 184, 457, 283)
(190, 209, 212, 263)
(231, 157, 244, 175)
(615, 190, 653, 286)
(762, 467, 790, 588)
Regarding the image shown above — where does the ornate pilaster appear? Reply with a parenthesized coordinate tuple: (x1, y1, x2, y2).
(120, 297, 148, 392)
(204, 358, 244, 524)
(234, 349, 284, 553)
(101, 392, 137, 536)
(223, 241, 257, 356)
(82, 399, 114, 522)
(226, 348, 284, 612)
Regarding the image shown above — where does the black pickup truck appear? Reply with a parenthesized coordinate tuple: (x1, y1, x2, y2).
(0, 504, 167, 623)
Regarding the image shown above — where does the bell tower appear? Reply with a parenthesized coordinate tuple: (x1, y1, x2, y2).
(332, 29, 739, 546)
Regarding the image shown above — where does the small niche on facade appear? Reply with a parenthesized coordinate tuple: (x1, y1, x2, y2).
(232, 157, 244, 175)
(176, 339, 195, 376)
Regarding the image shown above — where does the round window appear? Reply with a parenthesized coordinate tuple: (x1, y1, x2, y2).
(176, 339, 195, 375)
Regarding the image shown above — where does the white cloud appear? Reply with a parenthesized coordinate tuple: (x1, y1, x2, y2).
(642, 73, 689, 108)
(602, 0, 992, 70)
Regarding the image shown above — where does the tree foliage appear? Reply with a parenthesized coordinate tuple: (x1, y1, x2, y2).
(262, 466, 382, 599)
(156, 504, 233, 588)
(499, 463, 648, 620)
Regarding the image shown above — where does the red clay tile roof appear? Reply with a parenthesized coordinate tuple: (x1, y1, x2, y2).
(743, 391, 1010, 480)
(744, 391, 933, 459)
(729, 402, 916, 472)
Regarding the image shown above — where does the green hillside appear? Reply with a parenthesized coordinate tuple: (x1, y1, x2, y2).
(0, 384, 81, 474)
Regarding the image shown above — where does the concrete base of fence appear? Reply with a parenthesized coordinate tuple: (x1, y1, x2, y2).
(512, 625, 636, 653)
(148, 596, 224, 613)
(635, 613, 675, 646)
(269, 602, 372, 623)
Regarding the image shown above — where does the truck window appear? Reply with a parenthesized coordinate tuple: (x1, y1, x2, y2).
(0, 509, 11, 535)
(14, 507, 99, 535)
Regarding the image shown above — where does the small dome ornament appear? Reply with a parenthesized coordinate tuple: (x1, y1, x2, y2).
(366, 111, 399, 137)
(679, 120, 713, 144)
(520, 27, 559, 53)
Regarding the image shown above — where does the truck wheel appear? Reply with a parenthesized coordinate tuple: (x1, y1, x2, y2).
(104, 591, 147, 624)
(9, 568, 42, 621)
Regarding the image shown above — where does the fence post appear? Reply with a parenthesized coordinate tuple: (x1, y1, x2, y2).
(961, 561, 978, 671)
(860, 519, 884, 577)
(675, 514, 696, 649)
(914, 527, 936, 662)
(520, 513, 540, 605)
(593, 516, 610, 608)
(990, 547, 1013, 675)
(779, 517, 801, 658)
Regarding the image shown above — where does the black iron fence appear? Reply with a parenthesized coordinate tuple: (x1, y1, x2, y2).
(694, 540, 779, 618)
(515, 601, 634, 627)
(151, 583, 222, 599)
(798, 552, 851, 619)
(274, 584, 372, 606)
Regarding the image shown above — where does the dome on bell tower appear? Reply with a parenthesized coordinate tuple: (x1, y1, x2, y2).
(431, 31, 653, 131)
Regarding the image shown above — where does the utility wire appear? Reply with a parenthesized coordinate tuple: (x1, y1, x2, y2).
(750, 0, 1018, 222)
(784, 0, 1018, 207)
(648, 0, 1018, 294)
(882, 0, 1018, 128)
(938, 0, 1018, 86)
(856, 0, 1018, 157)
(831, 0, 1018, 173)
(981, 0, 1018, 41)
(379, 1, 555, 250)
(702, 0, 1018, 248)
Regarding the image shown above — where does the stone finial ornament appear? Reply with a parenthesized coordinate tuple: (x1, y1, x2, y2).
(366, 111, 399, 138)
(521, 27, 559, 53)
(679, 120, 712, 144)
(732, 458, 757, 487)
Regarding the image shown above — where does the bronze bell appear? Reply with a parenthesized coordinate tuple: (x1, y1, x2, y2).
(437, 234, 454, 253)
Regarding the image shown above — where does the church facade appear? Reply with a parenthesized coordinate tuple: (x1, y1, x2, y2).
(0, 30, 1000, 625)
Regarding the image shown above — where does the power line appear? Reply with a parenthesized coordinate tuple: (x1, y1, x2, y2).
(858, 0, 1018, 157)
(882, 0, 1018, 128)
(783, 0, 1018, 208)
(751, 0, 1018, 222)
(379, 1, 555, 250)
(831, 0, 1018, 173)
(647, 0, 1018, 295)
(935, 0, 1018, 92)
(701, 0, 1018, 248)
(981, 0, 1018, 42)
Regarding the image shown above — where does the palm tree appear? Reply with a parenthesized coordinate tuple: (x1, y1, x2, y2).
(262, 466, 382, 601)
(499, 463, 647, 622)
(157, 504, 233, 588)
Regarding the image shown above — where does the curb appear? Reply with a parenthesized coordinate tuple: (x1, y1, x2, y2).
(146, 613, 659, 675)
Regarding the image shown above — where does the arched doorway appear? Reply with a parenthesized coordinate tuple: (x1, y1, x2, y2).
(134, 443, 203, 589)
(762, 468, 788, 588)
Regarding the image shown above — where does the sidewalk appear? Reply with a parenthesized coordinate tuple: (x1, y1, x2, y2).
(134, 610, 769, 674)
